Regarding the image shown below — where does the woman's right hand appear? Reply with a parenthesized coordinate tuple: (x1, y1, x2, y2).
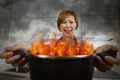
(0, 44, 29, 67)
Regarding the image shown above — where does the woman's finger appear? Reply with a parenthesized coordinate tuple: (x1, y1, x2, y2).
(95, 55, 113, 72)
(5, 44, 29, 52)
(105, 56, 120, 65)
(5, 55, 21, 64)
(95, 44, 118, 53)
(0, 51, 14, 59)
(17, 57, 27, 67)
(12, 57, 27, 67)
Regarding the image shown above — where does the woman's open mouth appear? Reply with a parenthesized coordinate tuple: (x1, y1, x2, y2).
(64, 29, 72, 34)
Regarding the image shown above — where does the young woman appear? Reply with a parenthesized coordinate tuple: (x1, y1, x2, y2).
(56, 10, 78, 46)
(0, 10, 120, 72)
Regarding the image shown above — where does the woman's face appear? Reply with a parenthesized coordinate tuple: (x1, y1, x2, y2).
(60, 15, 77, 37)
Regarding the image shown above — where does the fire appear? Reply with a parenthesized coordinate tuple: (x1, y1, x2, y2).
(30, 38, 94, 56)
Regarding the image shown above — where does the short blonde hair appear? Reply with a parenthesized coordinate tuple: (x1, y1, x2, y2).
(57, 10, 78, 31)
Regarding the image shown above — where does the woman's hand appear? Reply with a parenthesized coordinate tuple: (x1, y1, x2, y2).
(0, 44, 29, 67)
(95, 44, 120, 72)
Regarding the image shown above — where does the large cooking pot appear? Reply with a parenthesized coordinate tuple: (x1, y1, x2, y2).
(13, 50, 117, 80)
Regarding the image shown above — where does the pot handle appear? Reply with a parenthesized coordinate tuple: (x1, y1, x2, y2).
(13, 50, 30, 58)
(96, 50, 117, 63)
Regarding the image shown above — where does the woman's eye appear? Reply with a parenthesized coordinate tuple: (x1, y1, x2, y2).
(70, 21, 73, 24)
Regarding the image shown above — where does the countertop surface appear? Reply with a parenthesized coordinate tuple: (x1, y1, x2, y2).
(0, 67, 120, 80)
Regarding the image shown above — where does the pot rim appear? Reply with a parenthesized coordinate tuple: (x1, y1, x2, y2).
(29, 53, 96, 59)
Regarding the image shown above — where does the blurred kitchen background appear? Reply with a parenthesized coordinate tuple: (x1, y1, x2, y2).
(0, 0, 120, 80)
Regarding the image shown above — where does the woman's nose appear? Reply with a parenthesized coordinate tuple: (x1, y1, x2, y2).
(66, 23, 71, 28)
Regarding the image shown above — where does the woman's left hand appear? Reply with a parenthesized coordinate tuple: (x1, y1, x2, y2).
(95, 44, 120, 72)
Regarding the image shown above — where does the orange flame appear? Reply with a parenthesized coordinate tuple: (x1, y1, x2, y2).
(30, 37, 94, 56)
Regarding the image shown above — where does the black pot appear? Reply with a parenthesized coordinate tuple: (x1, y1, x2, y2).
(28, 54, 95, 80)
(13, 50, 117, 80)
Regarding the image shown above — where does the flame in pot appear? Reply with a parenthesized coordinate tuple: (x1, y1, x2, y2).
(30, 33, 94, 56)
